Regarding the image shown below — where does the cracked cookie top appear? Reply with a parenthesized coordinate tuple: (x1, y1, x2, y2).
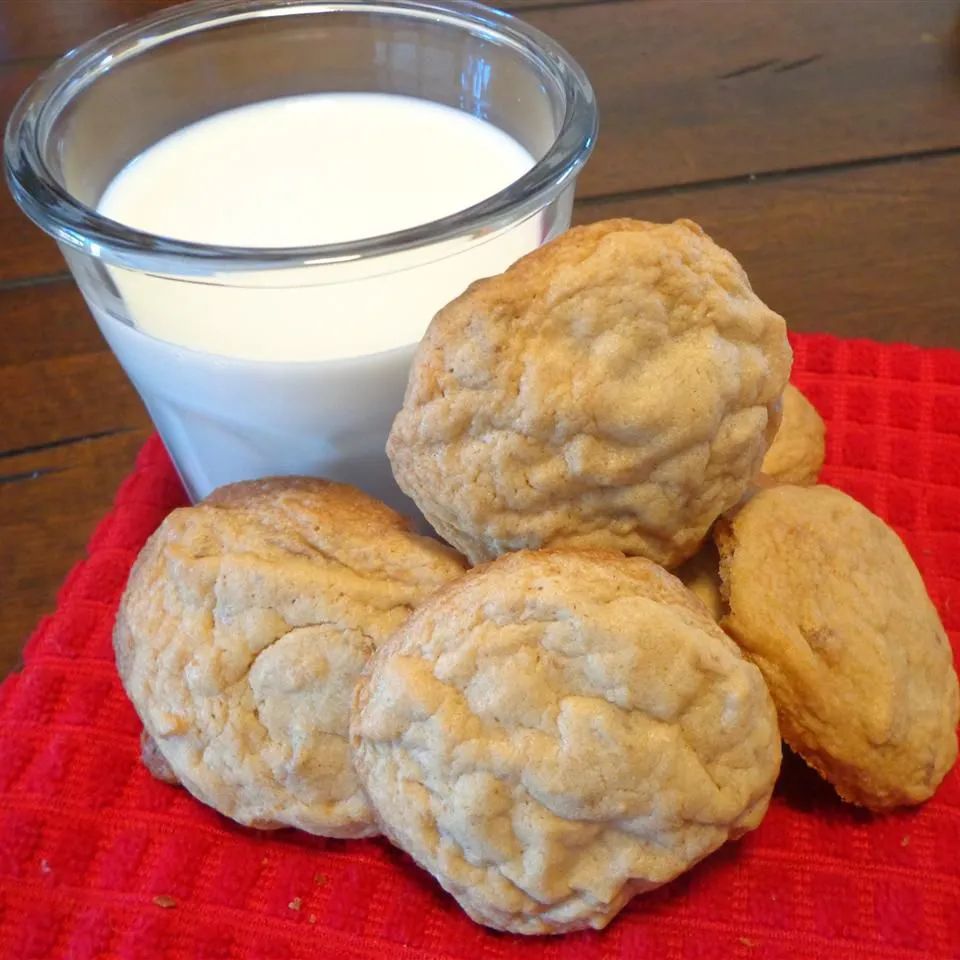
(351, 550, 781, 933)
(388, 218, 792, 568)
(113, 477, 466, 838)
(716, 483, 959, 809)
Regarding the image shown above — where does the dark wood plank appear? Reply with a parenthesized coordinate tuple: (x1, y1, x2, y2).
(0, 0, 621, 63)
(575, 152, 960, 350)
(0, 428, 150, 679)
(0, 61, 63, 282)
(2, 0, 958, 283)
(0, 279, 105, 368)
(0, 0, 185, 63)
(506, 0, 618, 7)
(539, 0, 960, 198)
(0, 351, 149, 454)
(0, 281, 149, 455)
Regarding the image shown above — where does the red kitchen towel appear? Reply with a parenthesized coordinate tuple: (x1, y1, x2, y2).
(1, 332, 958, 960)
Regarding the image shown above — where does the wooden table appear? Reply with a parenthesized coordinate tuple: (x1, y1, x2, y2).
(1, 0, 958, 678)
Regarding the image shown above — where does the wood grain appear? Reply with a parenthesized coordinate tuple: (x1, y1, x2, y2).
(0, 281, 149, 455)
(2, 0, 959, 677)
(0, 352, 148, 453)
(0, 278, 106, 368)
(0, 0, 614, 62)
(1, 59, 64, 282)
(0, 0, 171, 63)
(0, 428, 149, 679)
(575, 153, 960, 350)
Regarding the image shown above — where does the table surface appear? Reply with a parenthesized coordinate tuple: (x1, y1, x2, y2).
(1, 0, 959, 679)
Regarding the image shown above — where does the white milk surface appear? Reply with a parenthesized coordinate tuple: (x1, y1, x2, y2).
(92, 93, 546, 503)
(98, 93, 538, 361)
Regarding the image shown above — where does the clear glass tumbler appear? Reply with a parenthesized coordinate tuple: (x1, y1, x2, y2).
(5, 0, 597, 510)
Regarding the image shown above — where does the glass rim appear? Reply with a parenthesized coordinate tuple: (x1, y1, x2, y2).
(3, 0, 597, 273)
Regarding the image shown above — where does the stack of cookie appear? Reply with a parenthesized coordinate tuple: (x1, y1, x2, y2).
(115, 219, 959, 935)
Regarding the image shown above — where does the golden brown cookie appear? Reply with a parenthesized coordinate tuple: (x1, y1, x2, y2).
(761, 384, 825, 485)
(675, 541, 725, 621)
(115, 478, 465, 837)
(716, 484, 959, 809)
(388, 218, 792, 568)
(352, 550, 781, 934)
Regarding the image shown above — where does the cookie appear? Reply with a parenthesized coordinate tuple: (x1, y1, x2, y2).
(351, 550, 781, 933)
(115, 477, 465, 837)
(388, 218, 792, 568)
(140, 730, 177, 785)
(676, 540, 725, 621)
(716, 484, 959, 809)
(761, 384, 825, 485)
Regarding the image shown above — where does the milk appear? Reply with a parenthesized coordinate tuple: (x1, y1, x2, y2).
(89, 94, 547, 504)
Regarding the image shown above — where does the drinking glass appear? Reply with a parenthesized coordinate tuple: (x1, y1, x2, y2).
(5, 0, 597, 509)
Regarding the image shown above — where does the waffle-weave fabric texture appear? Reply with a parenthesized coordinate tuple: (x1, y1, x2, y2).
(1, 333, 958, 960)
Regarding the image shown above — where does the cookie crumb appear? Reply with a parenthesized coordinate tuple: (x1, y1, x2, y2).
(289, 898, 302, 911)
(308, 914, 317, 924)
(313, 873, 327, 886)
(39, 859, 51, 875)
(152, 895, 177, 909)
(738, 937, 756, 948)
(901, 835, 910, 847)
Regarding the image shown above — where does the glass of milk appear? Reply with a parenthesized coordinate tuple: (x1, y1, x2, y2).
(5, 0, 597, 510)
